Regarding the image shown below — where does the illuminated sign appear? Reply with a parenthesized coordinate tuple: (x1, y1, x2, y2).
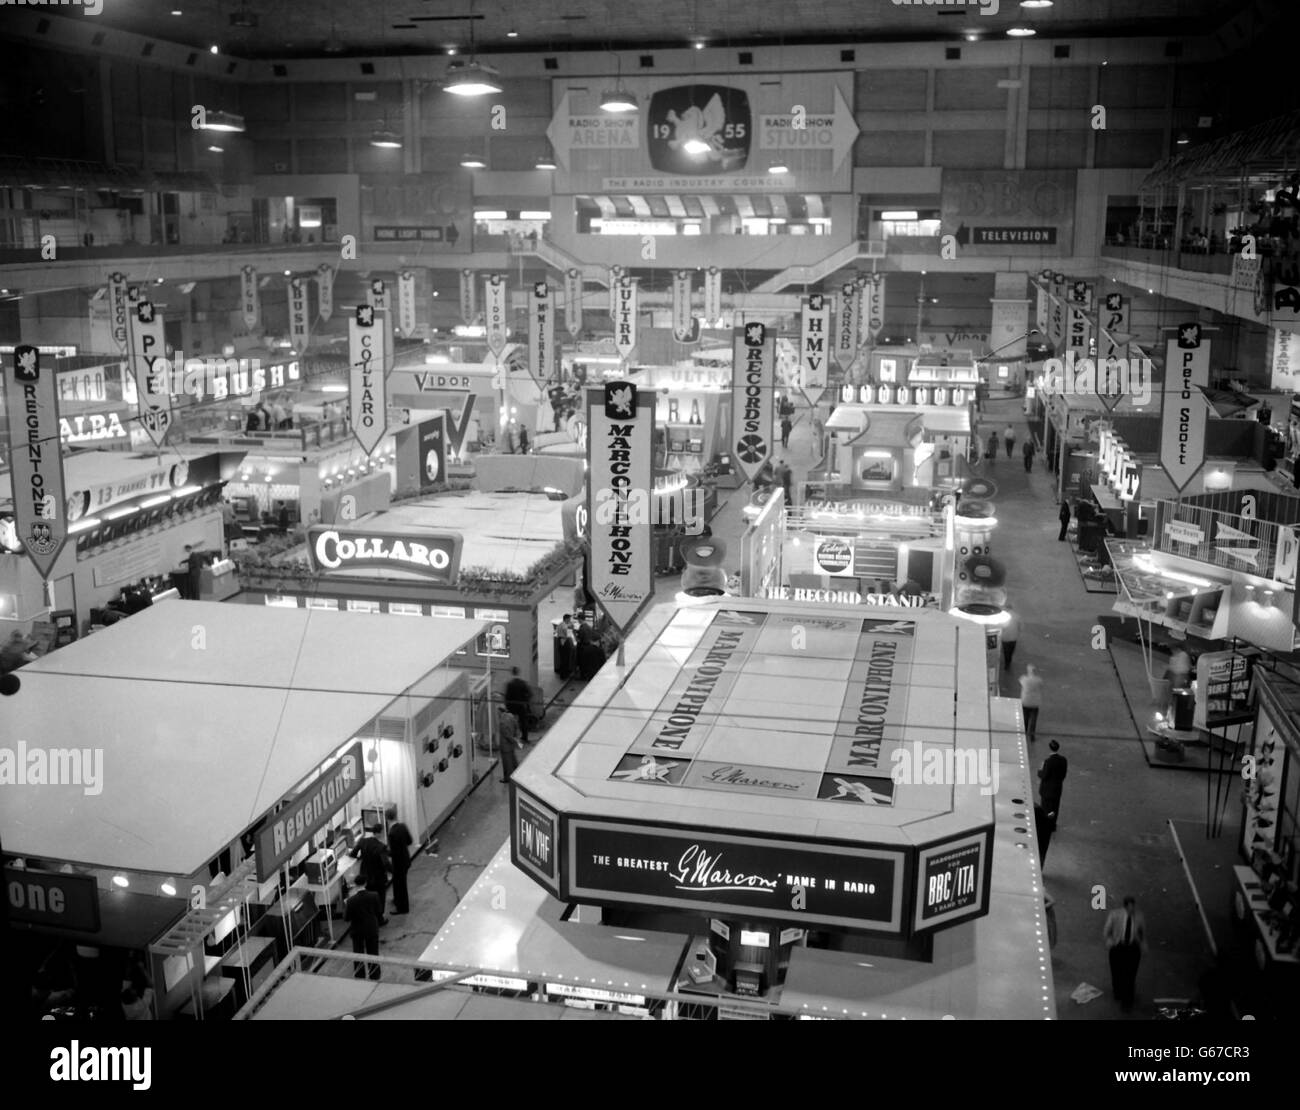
(307, 527, 462, 582)
(60, 411, 128, 444)
(255, 742, 365, 881)
(913, 831, 991, 933)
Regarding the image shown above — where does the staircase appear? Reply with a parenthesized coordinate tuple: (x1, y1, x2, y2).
(753, 240, 887, 293)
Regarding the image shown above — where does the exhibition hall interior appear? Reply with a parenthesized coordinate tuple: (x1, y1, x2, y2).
(4, 0, 1300, 1026)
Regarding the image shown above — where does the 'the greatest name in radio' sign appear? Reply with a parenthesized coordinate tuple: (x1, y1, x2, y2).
(255, 742, 366, 881)
(568, 820, 905, 933)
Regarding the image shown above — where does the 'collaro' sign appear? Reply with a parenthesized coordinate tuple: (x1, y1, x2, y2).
(307, 526, 462, 582)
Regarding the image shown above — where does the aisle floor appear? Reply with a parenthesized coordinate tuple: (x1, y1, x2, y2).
(371, 395, 1238, 1019)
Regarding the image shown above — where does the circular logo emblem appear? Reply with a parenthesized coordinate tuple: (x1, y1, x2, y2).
(424, 450, 440, 484)
(65, 491, 89, 523)
(169, 459, 190, 489)
(736, 434, 767, 464)
(28, 520, 56, 555)
(814, 537, 853, 575)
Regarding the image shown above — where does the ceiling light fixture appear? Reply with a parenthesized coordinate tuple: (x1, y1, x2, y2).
(1020, 1, 1054, 7)
(370, 128, 402, 149)
(506, 29, 518, 38)
(601, 52, 638, 113)
(209, 44, 219, 54)
(460, 153, 486, 168)
(768, 161, 789, 175)
(535, 152, 558, 170)
(201, 109, 245, 133)
(207, 145, 224, 153)
(1176, 131, 1190, 145)
(1007, 28, 1036, 37)
(444, 2, 501, 96)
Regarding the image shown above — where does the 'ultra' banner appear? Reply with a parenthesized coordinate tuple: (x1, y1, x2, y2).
(614, 278, 638, 364)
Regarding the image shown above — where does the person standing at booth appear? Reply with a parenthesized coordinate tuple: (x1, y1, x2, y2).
(505, 667, 534, 745)
(497, 702, 522, 783)
(343, 883, 382, 980)
(1001, 607, 1021, 672)
(387, 819, 414, 916)
(556, 614, 578, 679)
(1058, 500, 1072, 542)
(354, 828, 390, 928)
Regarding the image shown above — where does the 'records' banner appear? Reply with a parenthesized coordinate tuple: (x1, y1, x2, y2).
(288, 278, 310, 351)
(459, 268, 477, 325)
(608, 265, 624, 318)
(126, 299, 172, 449)
(397, 270, 417, 339)
(730, 319, 776, 482)
(703, 266, 723, 325)
(529, 282, 554, 383)
(800, 293, 832, 405)
(316, 265, 335, 322)
(564, 268, 583, 337)
(865, 273, 886, 342)
(108, 272, 131, 353)
(614, 277, 638, 363)
(349, 304, 389, 455)
(368, 278, 389, 314)
(484, 275, 509, 358)
(672, 270, 696, 343)
(3, 346, 69, 578)
(836, 282, 859, 368)
(586, 381, 655, 634)
(1160, 323, 1211, 492)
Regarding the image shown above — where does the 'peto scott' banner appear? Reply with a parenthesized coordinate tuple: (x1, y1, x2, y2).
(255, 742, 366, 881)
(1160, 323, 1210, 492)
(3, 345, 69, 578)
(730, 319, 775, 482)
(586, 382, 654, 633)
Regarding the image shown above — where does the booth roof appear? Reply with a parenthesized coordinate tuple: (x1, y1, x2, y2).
(1, 601, 486, 876)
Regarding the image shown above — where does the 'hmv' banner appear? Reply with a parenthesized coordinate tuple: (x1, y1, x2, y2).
(800, 294, 832, 406)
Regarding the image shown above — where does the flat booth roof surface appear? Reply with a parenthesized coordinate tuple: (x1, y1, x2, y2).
(1, 601, 486, 877)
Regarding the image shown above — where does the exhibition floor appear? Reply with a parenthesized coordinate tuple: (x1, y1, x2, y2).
(352, 398, 1235, 1019)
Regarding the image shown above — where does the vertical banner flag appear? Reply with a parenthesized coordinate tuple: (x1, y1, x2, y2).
(614, 277, 638, 365)
(484, 275, 508, 359)
(3, 346, 68, 577)
(529, 281, 554, 383)
(288, 277, 310, 351)
(564, 268, 583, 337)
(397, 270, 417, 339)
(109, 272, 131, 353)
(1035, 277, 1048, 335)
(368, 278, 389, 314)
(586, 381, 654, 633)
(1066, 279, 1091, 361)
(1100, 291, 1129, 358)
(836, 282, 859, 368)
(349, 304, 388, 455)
(126, 299, 172, 449)
(854, 275, 870, 344)
(608, 265, 624, 318)
(800, 293, 831, 406)
(459, 268, 477, 325)
(731, 319, 776, 482)
(672, 270, 696, 343)
(865, 273, 886, 342)
(316, 264, 335, 322)
(1048, 272, 1067, 350)
(703, 266, 722, 326)
(1160, 322, 1211, 491)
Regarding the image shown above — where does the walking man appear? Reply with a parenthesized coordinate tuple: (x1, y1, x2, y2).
(1022, 438, 1035, 472)
(497, 701, 523, 783)
(1058, 500, 1072, 542)
(387, 818, 414, 916)
(1038, 740, 1068, 823)
(780, 414, 793, 448)
(1001, 607, 1021, 671)
(343, 881, 382, 980)
(1003, 423, 1017, 459)
(987, 430, 999, 463)
(1034, 803, 1056, 867)
(504, 666, 533, 745)
(1103, 896, 1147, 1010)
(1019, 663, 1043, 743)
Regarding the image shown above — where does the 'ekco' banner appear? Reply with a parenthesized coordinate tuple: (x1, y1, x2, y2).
(564, 268, 583, 337)
(315, 264, 335, 322)
(672, 270, 696, 343)
(529, 282, 554, 384)
(397, 270, 417, 339)
(484, 275, 509, 358)
(703, 266, 723, 325)
(586, 382, 655, 633)
(614, 277, 638, 364)
(836, 282, 859, 368)
(459, 268, 477, 325)
(349, 304, 389, 455)
(864, 273, 886, 342)
(731, 319, 776, 482)
(3, 345, 69, 578)
(1160, 323, 1210, 492)
(288, 278, 310, 351)
(800, 293, 831, 406)
(126, 299, 172, 449)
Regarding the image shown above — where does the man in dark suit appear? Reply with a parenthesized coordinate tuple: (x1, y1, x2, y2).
(353, 827, 390, 927)
(343, 883, 382, 980)
(387, 820, 414, 916)
(504, 667, 534, 745)
(1038, 740, 1069, 823)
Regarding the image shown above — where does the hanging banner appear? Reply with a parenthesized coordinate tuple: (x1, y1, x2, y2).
(1271, 329, 1300, 391)
(800, 293, 832, 406)
(3, 346, 68, 578)
(459, 268, 477, 325)
(608, 265, 624, 318)
(614, 277, 638, 364)
(854, 275, 870, 346)
(126, 299, 172, 449)
(1034, 281, 1048, 335)
(288, 277, 310, 351)
(1047, 273, 1067, 350)
(316, 264, 335, 322)
(671, 270, 695, 343)
(1066, 306, 1090, 361)
(865, 273, 886, 342)
(529, 281, 554, 384)
(836, 282, 859, 368)
(703, 266, 723, 325)
(586, 381, 655, 633)
(484, 275, 509, 358)
(990, 299, 1029, 359)
(564, 269, 583, 337)
(108, 272, 131, 353)
(349, 304, 389, 455)
(1160, 323, 1210, 492)
(397, 270, 417, 339)
(368, 278, 389, 314)
(1100, 291, 1128, 357)
(730, 319, 776, 482)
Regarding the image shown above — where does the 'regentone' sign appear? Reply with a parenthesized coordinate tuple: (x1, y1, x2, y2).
(3, 346, 69, 577)
(255, 742, 365, 881)
(307, 526, 462, 582)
